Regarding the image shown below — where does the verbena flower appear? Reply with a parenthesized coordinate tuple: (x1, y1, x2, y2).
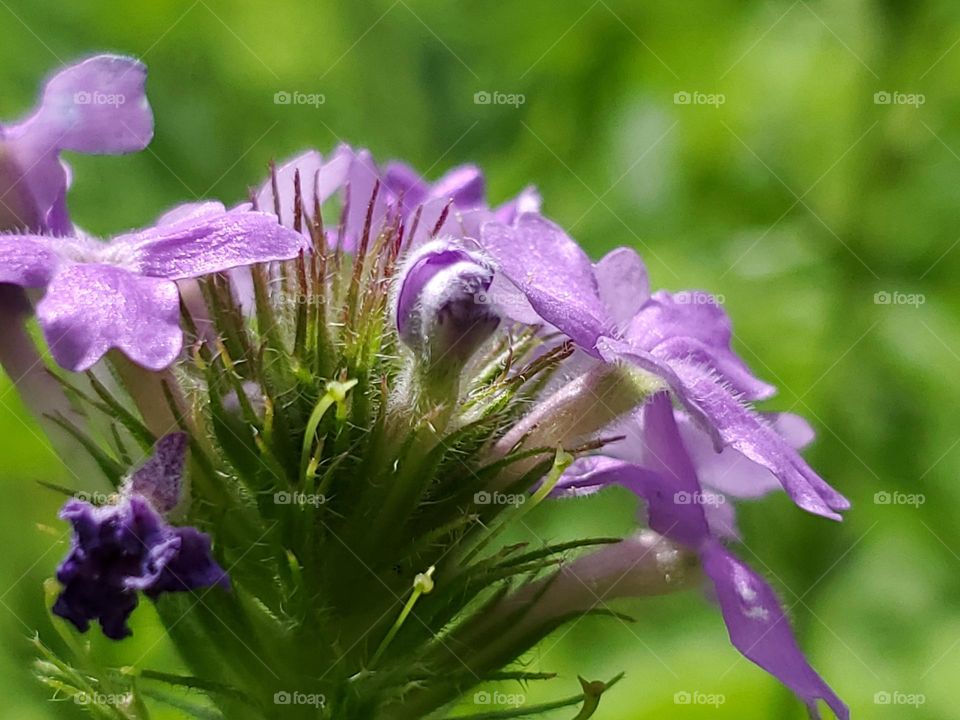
(13, 59, 850, 720)
(0, 205, 308, 370)
(53, 434, 227, 640)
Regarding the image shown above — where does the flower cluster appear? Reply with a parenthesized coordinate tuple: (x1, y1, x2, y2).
(7, 57, 849, 719)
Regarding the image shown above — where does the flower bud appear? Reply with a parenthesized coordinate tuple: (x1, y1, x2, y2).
(395, 238, 500, 375)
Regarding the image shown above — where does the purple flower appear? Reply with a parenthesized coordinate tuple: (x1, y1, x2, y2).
(0, 55, 153, 234)
(0, 206, 308, 371)
(479, 212, 848, 520)
(477, 206, 848, 714)
(394, 238, 499, 368)
(53, 434, 228, 640)
(556, 395, 848, 719)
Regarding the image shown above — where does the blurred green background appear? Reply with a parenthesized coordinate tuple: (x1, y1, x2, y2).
(0, 0, 957, 718)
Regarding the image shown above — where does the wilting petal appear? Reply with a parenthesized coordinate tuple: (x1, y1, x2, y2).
(481, 213, 611, 353)
(702, 541, 849, 720)
(127, 433, 188, 513)
(123, 210, 308, 280)
(594, 247, 650, 327)
(0, 235, 60, 287)
(37, 264, 181, 371)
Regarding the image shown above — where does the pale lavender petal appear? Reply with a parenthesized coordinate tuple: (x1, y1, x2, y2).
(702, 541, 849, 720)
(124, 211, 309, 280)
(11, 54, 154, 154)
(255, 150, 324, 227)
(127, 433, 188, 514)
(383, 160, 428, 215)
(0, 235, 59, 287)
(156, 201, 226, 226)
(481, 213, 611, 353)
(430, 164, 485, 207)
(36, 264, 181, 371)
(594, 247, 650, 326)
(675, 412, 781, 499)
(650, 335, 776, 402)
(493, 186, 542, 224)
(344, 149, 388, 250)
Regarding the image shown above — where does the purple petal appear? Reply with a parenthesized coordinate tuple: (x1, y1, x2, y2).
(124, 210, 309, 280)
(492, 186, 542, 224)
(594, 247, 650, 326)
(10, 55, 153, 154)
(255, 150, 330, 228)
(156, 201, 227, 226)
(669, 358, 849, 519)
(343, 149, 388, 250)
(702, 541, 849, 720)
(627, 290, 775, 401)
(36, 264, 181, 371)
(481, 213, 611, 353)
(127, 433, 188, 514)
(0, 235, 59, 287)
(384, 160, 428, 215)
(430, 164, 485, 207)
(145, 525, 229, 596)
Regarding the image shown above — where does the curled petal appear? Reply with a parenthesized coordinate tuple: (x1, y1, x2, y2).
(124, 210, 309, 280)
(37, 264, 181, 371)
(481, 213, 611, 353)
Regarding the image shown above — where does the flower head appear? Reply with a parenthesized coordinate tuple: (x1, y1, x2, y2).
(53, 434, 228, 640)
(0, 205, 308, 370)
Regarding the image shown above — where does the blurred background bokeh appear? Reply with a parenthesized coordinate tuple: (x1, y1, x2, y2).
(0, 1, 957, 718)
